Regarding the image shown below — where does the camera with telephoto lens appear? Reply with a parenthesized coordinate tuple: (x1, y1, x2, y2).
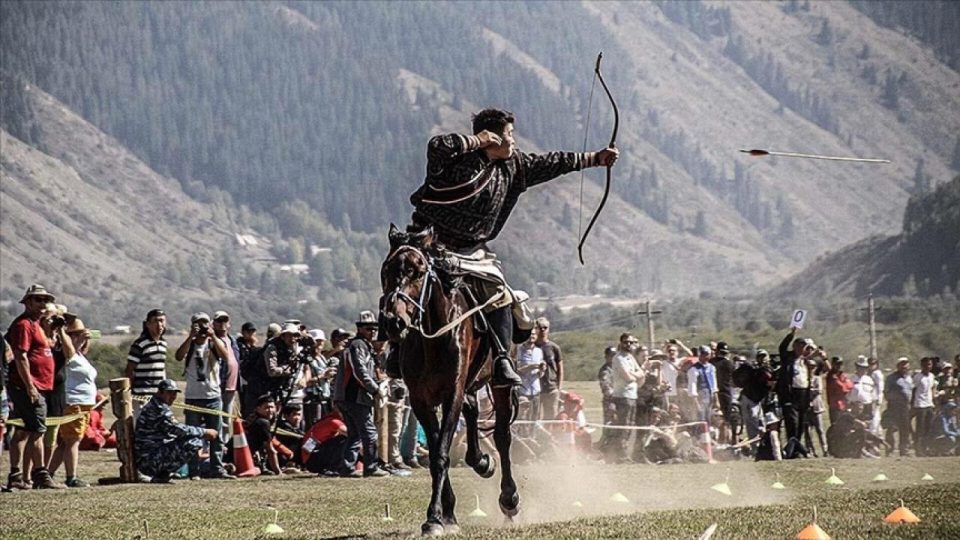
(49, 315, 66, 329)
(195, 321, 210, 336)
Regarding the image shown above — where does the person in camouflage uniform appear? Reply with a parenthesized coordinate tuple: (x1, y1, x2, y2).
(135, 379, 217, 483)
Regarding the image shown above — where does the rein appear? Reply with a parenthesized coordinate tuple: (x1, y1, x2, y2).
(385, 245, 505, 340)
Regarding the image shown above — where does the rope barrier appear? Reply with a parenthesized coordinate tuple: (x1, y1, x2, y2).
(5, 397, 110, 428)
(130, 395, 304, 439)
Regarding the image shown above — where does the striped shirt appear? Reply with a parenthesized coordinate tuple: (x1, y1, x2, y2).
(127, 334, 168, 395)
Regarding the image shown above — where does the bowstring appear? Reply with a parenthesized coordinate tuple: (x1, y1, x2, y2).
(577, 74, 598, 244)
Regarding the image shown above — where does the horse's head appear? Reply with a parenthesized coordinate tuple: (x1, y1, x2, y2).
(381, 224, 435, 340)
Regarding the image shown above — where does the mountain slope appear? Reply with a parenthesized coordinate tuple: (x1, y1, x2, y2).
(2, 1, 958, 310)
(771, 175, 960, 299)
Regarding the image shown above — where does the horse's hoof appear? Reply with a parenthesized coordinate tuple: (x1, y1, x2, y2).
(474, 455, 496, 479)
(498, 493, 520, 518)
(421, 521, 445, 537)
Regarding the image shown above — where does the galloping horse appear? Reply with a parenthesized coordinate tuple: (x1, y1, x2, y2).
(380, 224, 519, 536)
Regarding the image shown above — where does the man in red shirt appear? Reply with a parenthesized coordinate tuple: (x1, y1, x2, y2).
(825, 357, 854, 424)
(301, 411, 348, 476)
(4, 285, 60, 489)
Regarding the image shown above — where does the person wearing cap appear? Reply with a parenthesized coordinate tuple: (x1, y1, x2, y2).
(595, 345, 618, 457)
(847, 356, 877, 421)
(687, 345, 719, 430)
(930, 400, 958, 456)
(332, 310, 389, 477)
(212, 311, 241, 454)
(301, 328, 338, 428)
(236, 321, 259, 368)
(47, 317, 98, 487)
(883, 358, 915, 456)
(135, 379, 218, 483)
(776, 328, 819, 451)
(242, 323, 300, 416)
(710, 342, 737, 445)
(4, 285, 59, 490)
(736, 349, 774, 454)
(125, 308, 168, 421)
(175, 312, 233, 479)
(912, 356, 939, 456)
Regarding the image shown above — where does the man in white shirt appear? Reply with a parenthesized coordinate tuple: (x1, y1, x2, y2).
(868, 357, 884, 436)
(848, 356, 877, 417)
(912, 357, 938, 456)
(608, 333, 644, 462)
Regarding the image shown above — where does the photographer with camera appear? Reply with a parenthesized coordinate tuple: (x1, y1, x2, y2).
(240, 323, 301, 416)
(175, 312, 233, 479)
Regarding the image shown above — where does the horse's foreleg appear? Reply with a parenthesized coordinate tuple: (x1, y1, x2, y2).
(412, 400, 446, 537)
(438, 395, 464, 532)
(462, 392, 495, 478)
(492, 386, 519, 519)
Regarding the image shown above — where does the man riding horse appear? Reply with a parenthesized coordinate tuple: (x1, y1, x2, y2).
(401, 108, 619, 386)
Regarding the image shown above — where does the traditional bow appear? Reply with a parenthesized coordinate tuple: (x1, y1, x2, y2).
(577, 52, 619, 265)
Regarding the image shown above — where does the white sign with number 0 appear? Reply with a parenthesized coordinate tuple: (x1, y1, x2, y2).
(790, 309, 807, 329)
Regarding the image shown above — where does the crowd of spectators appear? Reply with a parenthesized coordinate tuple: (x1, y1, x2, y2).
(593, 328, 959, 464)
(3, 283, 958, 490)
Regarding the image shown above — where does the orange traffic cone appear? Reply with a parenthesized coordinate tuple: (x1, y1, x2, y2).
(884, 500, 920, 524)
(232, 418, 261, 477)
(796, 506, 831, 540)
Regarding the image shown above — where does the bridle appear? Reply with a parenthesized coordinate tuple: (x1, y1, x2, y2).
(383, 245, 437, 332)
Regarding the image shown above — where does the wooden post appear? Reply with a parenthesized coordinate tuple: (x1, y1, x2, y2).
(109, 377, 138, 483)
(867, 294, 878, 359)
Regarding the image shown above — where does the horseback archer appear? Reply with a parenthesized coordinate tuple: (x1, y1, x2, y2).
(404, 108, 619, 386)
(379, 107, 618, 535)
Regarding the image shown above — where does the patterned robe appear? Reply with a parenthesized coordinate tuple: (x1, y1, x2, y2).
(134, 395, 204, 477)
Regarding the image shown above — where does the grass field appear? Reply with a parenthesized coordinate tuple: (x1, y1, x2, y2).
(3, 382, 958, 539)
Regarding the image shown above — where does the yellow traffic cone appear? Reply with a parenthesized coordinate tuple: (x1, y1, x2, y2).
(824, 467, 844, 485)
(711, 468, 732, 496)
(262, 508, 284, 535)
(771, 472, 786, 490)
(872, 472, 889, 482)
(796, 506, 831, 540)
(921, 473, 934, 481)
(884, 499, 920, 524)
(572, 500, 584, 508)
(468, 495, 487, 518)
(609, 492, 630, 503)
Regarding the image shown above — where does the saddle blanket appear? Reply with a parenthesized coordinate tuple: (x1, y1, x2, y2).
(441, 247, 535, 330)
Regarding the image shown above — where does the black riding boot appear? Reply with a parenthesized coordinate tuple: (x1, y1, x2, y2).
(487, 306, 522, 388)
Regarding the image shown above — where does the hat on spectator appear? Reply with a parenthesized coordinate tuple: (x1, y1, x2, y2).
(213, 311, 230, 322)
(942, 363, 953, 370)
(191, 312, 211, 323)
(241, 322, 257, 333)
(283, 319, 302, 328)
(896, 357, 910, 366)
(802, 338, 816, 348)
(307, 329, 326, 341)
(266, 322, 282, 339)
(648, 349, 667, 360)
(356, 310, 378, 327)
(698, 345, 711, 355)
(330, 328, 353, 342)
(19, 284, 55, 304)
(604, 346, 617, 358)
(65, 318, 90, 338)
(716, 342, 730, 354)
(756, 349, 770, 358)
(157, 379, 181, 393)
(280, 323, 300, 336)
(146, 308, 166, 320)
(855, 357, 869, 368)
(255, 394, 273, 407)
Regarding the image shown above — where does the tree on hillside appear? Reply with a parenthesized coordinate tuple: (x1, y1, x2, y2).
(881, 71, 900, 110)
(912, 158, 930, 195)
(816, 19, 833, 46)
(951, 136, 960, 172)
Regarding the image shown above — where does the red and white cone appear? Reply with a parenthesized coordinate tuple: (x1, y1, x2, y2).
(232, 418, 261, 477)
